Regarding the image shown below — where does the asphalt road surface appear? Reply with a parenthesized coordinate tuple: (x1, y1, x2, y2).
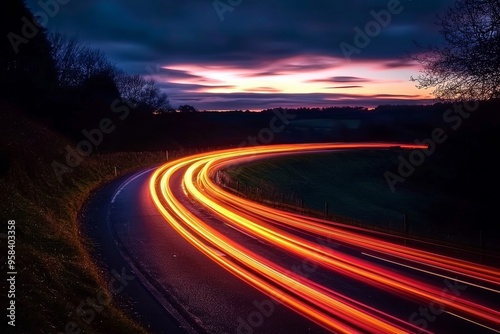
(83, 143, 500, 334)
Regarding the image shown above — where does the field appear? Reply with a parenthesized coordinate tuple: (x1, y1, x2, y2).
(224, 149, 494, 248)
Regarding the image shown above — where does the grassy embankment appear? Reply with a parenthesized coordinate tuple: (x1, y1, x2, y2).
(0, 101, 166, 333)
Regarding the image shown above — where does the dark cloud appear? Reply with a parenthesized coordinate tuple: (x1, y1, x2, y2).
(26, 0, 454, 64)
(380, 59, 416, 69)
(308, 76, 372, 83)
(158, 82, 237, 94)
(240, 70, 281, 78)
(326, 86, 363, 89)
(373, 93, 420, 98)
(25, 0, 452, 109)
(158, 68, 205, 81)
(331, 76, 370, 83)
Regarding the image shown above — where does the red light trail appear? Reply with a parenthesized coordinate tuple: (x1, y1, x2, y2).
(149, 143, 500, 334)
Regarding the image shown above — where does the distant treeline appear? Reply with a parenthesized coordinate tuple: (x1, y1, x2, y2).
(220, 103, 473, 116)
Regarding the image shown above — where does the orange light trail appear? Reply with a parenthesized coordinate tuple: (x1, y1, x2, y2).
(149, 143, 500, 333)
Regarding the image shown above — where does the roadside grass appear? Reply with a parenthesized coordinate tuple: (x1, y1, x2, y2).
(0, 101, 166, 333)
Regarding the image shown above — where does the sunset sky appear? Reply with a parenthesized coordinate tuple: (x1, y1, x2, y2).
(26, 0, 455, 110)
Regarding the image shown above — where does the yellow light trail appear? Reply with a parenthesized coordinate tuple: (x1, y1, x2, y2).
(149, 143, 500, 333)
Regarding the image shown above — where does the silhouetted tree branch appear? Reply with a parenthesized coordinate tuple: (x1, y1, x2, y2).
(114, 70, 171, 112)
(411, 0, 500, 101)
(50, 33, 170, 112)
(50, 33, 116, 88)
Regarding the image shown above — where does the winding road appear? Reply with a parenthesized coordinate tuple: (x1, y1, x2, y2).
(85, 143, 500, 334)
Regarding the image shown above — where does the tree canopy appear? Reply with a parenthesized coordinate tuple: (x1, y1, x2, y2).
(1, 0, 57, 110)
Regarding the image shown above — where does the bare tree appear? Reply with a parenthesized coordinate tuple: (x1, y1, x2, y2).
(179, 105, 197, 113)
(50, 33, 171, 112)
(411, 0, 500, 101)
(114, 71, 144, 101)
(115, 70, 171, 111)
(50, 33, 116, 87)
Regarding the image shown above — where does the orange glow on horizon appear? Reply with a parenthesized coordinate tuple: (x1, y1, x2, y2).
(160, 55, 432, 101)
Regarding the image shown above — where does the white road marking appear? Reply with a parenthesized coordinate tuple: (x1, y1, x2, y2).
(361, 252, 500, 294)
(446, 311, 500, 333)
(224, 223, 259, 241)
(111, 167, 157, 204)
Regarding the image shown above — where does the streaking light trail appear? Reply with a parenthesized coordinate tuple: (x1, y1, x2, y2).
(149, 143, 500, 334)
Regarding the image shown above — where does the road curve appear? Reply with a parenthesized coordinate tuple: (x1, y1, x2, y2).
(148, 143, 500, 334)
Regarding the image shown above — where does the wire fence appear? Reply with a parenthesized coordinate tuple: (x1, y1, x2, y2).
(213, 169, 500, 259)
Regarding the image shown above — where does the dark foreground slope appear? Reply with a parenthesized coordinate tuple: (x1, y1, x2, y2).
(0, 100, 166, 333)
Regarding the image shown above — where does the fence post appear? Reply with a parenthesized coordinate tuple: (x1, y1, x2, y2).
(403, 212, 408, 234)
